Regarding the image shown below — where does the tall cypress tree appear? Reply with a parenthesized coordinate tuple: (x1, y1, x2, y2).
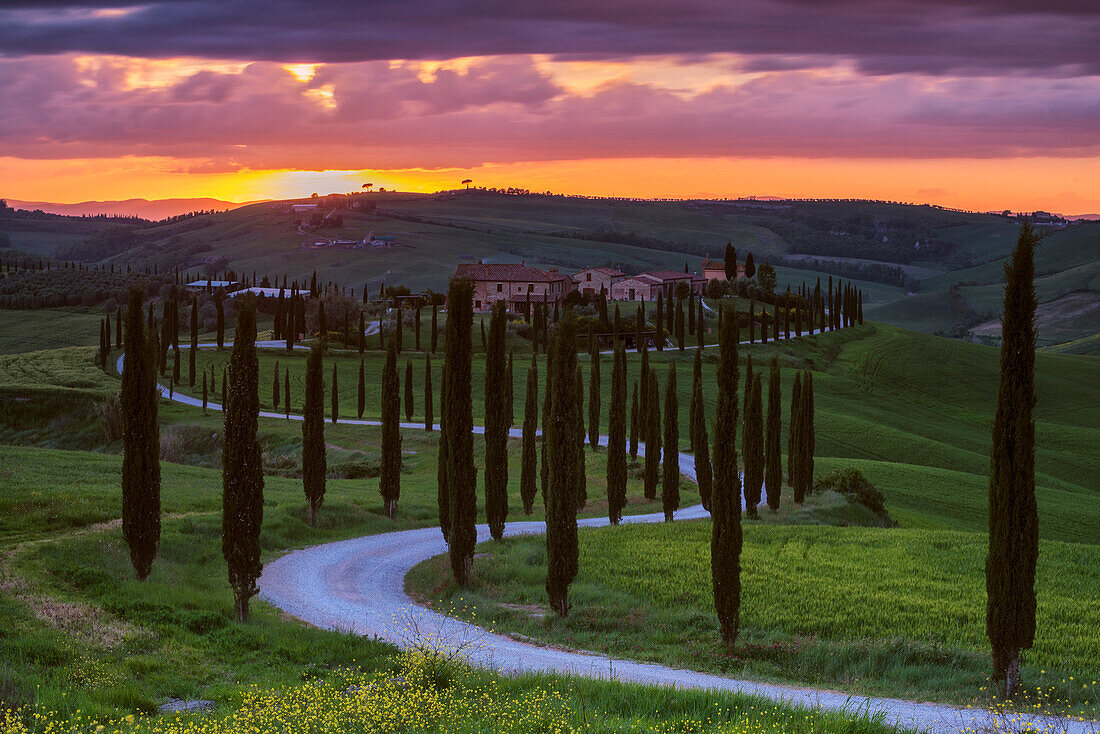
(358, 311, 366, 354)
(404, 360, 414, 421)
(415, 306, 422, 351)
(724, 242, 737, 282)
(546, 308, 579, 617)
(189, 295, 198, 386)
(588, 343, 601, 450)
(431, 303, 439, 353)
(541, 338, 553, 506)
(424, 354, 433, 431)
(520, 355, 539, 514)
(802, 371, 815, 497)
(222, 295, 263, 622)
(675, 295, 685, 350)
(662, 363, 679, 521)
(697, 298, 705, 350)
(644, 371, 661, 500)
(484, 301, 509, 540)
(121, 288, 161, 580)
(985, 223, 1038, 696)
(115, 305, 122, 349)
(272, 364, 280, 409)
(202, 372, 208, 415)
(789, 372, 802, 491)
(744, 373, 764, 518)
(284, 368, 290, 420)
(711, 302, 742, 650)
(607, 344, 627, 524)
(381, 341, 402, 518)
(692, 359, 713, 513)
(302, 345, 326, 526)
(655, 292, 664, 351)
(357, 359, 366, 419)
(764, 356, 782, 512)
(445, 278, 476, 584)
(330, 362, 339, 423)
(689, 349, 702, 453)
(629, 379, 639, 460)
(318, 301, 328, 351)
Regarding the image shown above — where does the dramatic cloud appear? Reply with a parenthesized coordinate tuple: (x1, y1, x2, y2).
(0, 0, 1098, 76)
(0, 53, 1096, 171)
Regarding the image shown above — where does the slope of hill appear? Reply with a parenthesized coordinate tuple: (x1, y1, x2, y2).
(5, 197, 254, 219)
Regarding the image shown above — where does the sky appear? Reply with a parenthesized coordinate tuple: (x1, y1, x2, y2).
(0, 1, 1098, 213)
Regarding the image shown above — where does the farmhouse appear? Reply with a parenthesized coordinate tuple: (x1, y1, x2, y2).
(572, 267, 625, 296)
(644, 270, 707, 297)
(701, 253, 744, 281)
(452, 262, 573, 311)
(185, 280, 244, 294)
(610, 273, 663, 301)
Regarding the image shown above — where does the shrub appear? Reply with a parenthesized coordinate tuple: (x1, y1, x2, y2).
(813, 467, 896, 525)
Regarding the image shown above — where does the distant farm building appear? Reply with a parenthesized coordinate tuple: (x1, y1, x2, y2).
(572, 267, 625, 296)
(701, 253, 744, 281)
(452, 262, 574, 312)
(186, 280, 244, 294)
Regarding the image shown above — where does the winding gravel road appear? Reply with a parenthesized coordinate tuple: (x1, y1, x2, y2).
(117, 340, 1095, 734)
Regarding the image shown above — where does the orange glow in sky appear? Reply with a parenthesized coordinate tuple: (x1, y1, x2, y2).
(4, 155, 1098, 215)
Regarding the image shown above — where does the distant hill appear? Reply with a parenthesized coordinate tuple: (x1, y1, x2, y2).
(4, 197, 259, 219)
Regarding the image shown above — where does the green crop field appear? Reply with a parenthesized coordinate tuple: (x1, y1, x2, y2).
(408, 522, 1100, 711)
(0, 309, 107, 355)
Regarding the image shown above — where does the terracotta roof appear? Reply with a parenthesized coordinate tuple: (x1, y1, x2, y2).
(645, 270, 694, 281)
(574, 266, 625, 277)
(453, 263, 562, 282)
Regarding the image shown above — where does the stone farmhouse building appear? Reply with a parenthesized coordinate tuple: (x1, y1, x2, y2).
(452, 262, 573, 312)
(701, 253, 745, 281)
(572, 267, 625, 296)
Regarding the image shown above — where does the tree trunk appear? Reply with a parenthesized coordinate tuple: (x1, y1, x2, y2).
(309, 503, 317, 527)
(1005, 650, 1020, 696)
(235, 593, 249, 623)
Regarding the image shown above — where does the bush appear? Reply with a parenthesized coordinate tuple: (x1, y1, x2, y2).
(96, 393, 124, 442)
(814, 467, 897, 525)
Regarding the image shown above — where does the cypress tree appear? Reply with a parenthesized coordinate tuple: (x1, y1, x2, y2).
(172, 342, 181, 385)
(629, 379, 639, 460)
(724, 242, 737, 281)
(216, 295, 225, 348)
(985, 223, 1038, 696)
(742, 354, 754, 430)
(588, 343, 600, 450)
(302, 345, 326, 526)
(607, 344, 627, 524)
(802, 371, 815, 497)
(286, 295, 295, 352)
(485, 302, 509, 540)
(424, 355, 433, 431)
(575, 363, 586, 510)
(507, 351, 514, 430)
(479, 319, 486, 351)
(273, 363, 280, 409)
(662, 363, 679, 521)
(692, 358, 713, 513)
(222, 295, 263, 622)
(635, 303, 644, 352)
(744, 251, 755, 279)
(357, 359, 366, 419)
(546, 308, 579, 617)
(643, 371, 661, 500)
(318, 301, 328, 350)
(381, 341, 402, 518)
(404, 360, 414, 421)
(189, 296, 198, 386)
(330, 362, 339, 423)
(359, 311, 366, 354)
(541, 338, 553, 506)
(788, 372, 802, 491)
(431, 303, 440, 353)
(444, 278, 476, 584)
(764, 356, 782, 512)
(396, 303, 403, 354)
(744, 373, 763, 518)
(121, 288, 161, 580)
(116, 306, 122, 349)
(676, 295, 685, 350)
(655, 292, 664, 351)
(202, 372, 208, 415)
(697, 298, 705, 350)
(711, 302, 742, 650)
(689, 349, 702, 453)
(520, 355, 539, 514)
(221, 366, 227, 406)
(687, 293, 695, 336)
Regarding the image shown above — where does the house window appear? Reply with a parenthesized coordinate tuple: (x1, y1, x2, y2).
(586, 273, 592, 282)
(629, 288, 635, 300)
(497, 283, 503, 292)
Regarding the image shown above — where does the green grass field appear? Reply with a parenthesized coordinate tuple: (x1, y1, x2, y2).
(408, 522, 1099, 710)
(0, 309, 107, 355)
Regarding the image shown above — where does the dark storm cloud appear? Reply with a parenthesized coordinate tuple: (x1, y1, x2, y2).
(0, 0, 1097, 75)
